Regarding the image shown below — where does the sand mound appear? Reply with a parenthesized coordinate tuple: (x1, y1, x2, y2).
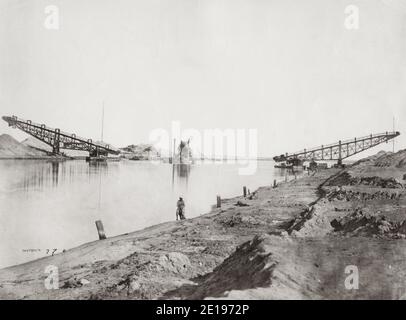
(178, 234, 278, 299)
(327, 188, 402, 202)
(351, 176, 403, 188)
(374, 149, 406, 168)
(351, 149, 406, 169)
(0, 134, 48, 158)
(165, 234, 328, 299)
(331, 208, 406, 238)
(328, 171, 403, 188)
(21, 137, 52, 151)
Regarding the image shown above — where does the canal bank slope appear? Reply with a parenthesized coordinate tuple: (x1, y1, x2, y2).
(1, 149, 406, 299)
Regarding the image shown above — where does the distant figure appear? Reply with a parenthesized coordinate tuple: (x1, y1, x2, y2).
(176, 197, 186, 220)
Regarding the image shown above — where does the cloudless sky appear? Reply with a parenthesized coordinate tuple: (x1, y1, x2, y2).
(0, 0, 405, 157)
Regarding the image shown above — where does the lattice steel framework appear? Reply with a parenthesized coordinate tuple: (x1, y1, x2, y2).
(2, 115, 120, 156)
(273, 131, 400, 165)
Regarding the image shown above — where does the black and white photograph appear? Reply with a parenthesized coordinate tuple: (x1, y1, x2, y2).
(0, 0, 406, 309)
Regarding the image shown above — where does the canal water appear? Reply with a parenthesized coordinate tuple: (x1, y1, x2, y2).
(0, 159, 296, 268)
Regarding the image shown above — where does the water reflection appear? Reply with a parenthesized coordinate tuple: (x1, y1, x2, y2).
(88, 161, 108, 174)
(273, 166, 304, 182)
(51, 162, 59, 186)
(20, 161, 65, 191)
(171, 164, 191, 188)
(88, 162, 108, 210)
(14, 160, 110, 192)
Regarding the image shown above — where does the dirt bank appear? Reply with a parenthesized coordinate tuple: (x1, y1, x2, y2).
(1, 150, 406, 299)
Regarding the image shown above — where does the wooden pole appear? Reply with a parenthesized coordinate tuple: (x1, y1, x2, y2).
(95, 220, 106, 240)
(243, 186, 247, 197)
(273, 179, 277, 188)
(216, 195, 221, 208)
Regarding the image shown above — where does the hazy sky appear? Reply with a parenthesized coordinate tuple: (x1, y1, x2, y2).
(0, 0, 405, 157)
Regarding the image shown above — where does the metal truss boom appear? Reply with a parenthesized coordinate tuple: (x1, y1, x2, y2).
(2, 115, 120, 156)
(273, 131, 401, 164)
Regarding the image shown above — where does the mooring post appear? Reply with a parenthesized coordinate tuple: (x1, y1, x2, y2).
(243, 186, 247, 197)
(95, 220, 106, 240)
(216, 195, 221, 208)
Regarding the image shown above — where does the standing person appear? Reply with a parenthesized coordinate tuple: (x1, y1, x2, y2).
(176, 197, 186, 220)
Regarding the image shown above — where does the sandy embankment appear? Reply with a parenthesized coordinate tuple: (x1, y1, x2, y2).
(1, 150, 406, 299)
